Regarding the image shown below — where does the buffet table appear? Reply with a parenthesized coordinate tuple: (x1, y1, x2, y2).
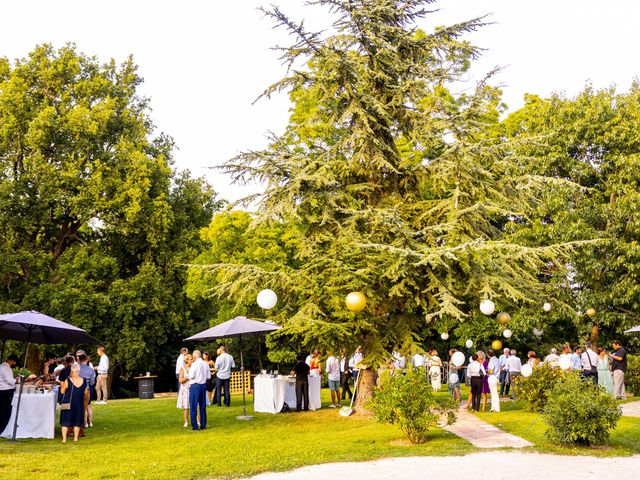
(1, 388, 57, 439)
(254, 375, 321, 413)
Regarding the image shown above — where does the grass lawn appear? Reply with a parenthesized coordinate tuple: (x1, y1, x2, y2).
(474, 399, 640, 457)
(0, 389, 474, 480)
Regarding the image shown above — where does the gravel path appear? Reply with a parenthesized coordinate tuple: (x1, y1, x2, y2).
(249, 452, 640, 480)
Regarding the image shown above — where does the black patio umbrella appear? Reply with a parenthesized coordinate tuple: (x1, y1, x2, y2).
(0, 310, 97, 442)
(185, 316, 281, 420)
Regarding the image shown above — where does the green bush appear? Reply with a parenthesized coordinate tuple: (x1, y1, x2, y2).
(369, 366, 457, 444)
(513, 364, 569, 412)
(625, 355, 640, 396)
(543, 373, 622, 446)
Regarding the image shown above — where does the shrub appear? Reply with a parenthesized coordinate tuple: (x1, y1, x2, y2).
(513, 364, 569, 412)
(625, 355, 640, 396)
(369, 366, 457, 444)
(543, 373, 622, 446)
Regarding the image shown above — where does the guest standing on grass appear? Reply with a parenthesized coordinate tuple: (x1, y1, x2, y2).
(291, 353, 311, 412)
(339, 348, 352, 401)
(427, 348, 442, 392)
(506, 350, 522, 400)
(467, 353, 486, 412)
(447, 349, 461, 402)
(203, 352, 216, 406)
(177, 354, 192, 428)
(499, 348, 510, 396)
(486, 349, 501, 412)
(542, 348, 559, 368)
(0, 354, 18, 434)
(60, 363, 89, 443)
(309, 350, 322, 376)
(188, 350, 210, 430)
(176, 347, 188, 390)
(95, 346, 109, 404)
(78, 354, 95, 428)
(581, 342, 599, 383)
(214, 346, 234, 407)
(597, 347, 614, 394)
(479, 351, 490, 412)
(325, 352, 342, 408)
(610, 340, 627, 399)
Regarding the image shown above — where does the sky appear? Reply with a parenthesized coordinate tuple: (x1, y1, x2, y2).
(2, 0, 640, 202)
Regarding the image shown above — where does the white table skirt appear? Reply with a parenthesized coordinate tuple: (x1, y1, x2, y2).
(254, 375, 321, 414)
(1, 390, 57, 439)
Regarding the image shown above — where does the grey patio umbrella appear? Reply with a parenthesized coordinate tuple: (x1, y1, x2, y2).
(624, 325, 640, 333)
(185, 316, 282, 420)
(0, 310, 97, 442)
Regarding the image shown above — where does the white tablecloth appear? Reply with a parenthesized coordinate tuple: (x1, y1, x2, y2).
(1, 390, 57, 439)
(254, 375, 321, 414)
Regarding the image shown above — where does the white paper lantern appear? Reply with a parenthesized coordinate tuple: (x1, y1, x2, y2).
(479, 299, 496, 316)
(543, 302, 552, 312)
(533, 327, 544, 337)
(440, 332, 449, 340)
(451, 351, 465, 367)
(448, 373, 459, 384)
(488, 375, 499, 386)
(502, 329, 512, 339)
(257, 289, 278, 309)
(559, 356, 572, 371)
(521, 364, 533, 377)
(465, 339, 473, 349)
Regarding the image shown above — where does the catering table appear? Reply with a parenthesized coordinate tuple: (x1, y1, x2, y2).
(254, 375, 321, 413)
(1, 388, 57, 439)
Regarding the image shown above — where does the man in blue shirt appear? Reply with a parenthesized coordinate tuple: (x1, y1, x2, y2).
(214, 346, 235, 407)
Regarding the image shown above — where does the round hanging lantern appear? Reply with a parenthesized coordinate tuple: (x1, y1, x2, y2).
(448, 373, 459, 384)
(465, 339, 473, 349)
(497, 312, 511, 325)
(257, 289, 278, 310)
(451, 351, 465, 367)
(502, 329, 512, 339)
(479, 299, 496, 316)
(586, 308, 596, 317)
(521, 364, 533, 377)
(543, 302, 552, 312)
(491, 340, 503, 351)
(440, 332, 449, 341)
(345, 292, 367, 312)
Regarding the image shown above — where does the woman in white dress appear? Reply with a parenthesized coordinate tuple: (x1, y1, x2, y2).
(177, 354, 192, 427)
(427, 348, 442, 391)
(597, 347, 614, 394)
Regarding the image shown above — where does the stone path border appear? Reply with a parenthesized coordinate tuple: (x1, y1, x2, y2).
(442, 407, 533, 448)
(620, 400, 640, 417)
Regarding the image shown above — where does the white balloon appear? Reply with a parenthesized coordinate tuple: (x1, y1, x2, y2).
(465, 339, 473, 349)
(503, 329, 512, 339)
(559, 356, 572, 371)
(440, 332, 449, 340)
(448, 373, 459, 384)
(543, 302, 552, 312)
(533, 327, 544, 337)
(257, 289, 278, 309)
(479, 299, 496, 316)
(488, 375, 499, 386)
(451, 351, 465, 367)
(521, 364, 533, 377)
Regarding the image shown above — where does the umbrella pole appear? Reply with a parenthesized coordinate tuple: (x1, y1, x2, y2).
(11, 342, 29, 443)
(236, 335, 252, 421)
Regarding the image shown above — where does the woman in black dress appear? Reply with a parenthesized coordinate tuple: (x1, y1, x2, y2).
(60, 363, 88, 443)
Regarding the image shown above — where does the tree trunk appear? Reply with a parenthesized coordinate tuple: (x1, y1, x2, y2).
(354, 368, 376, 414)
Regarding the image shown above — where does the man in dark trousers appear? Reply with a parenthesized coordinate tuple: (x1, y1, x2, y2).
(0, 354, 19, 434)
(339, 348, 352, 401)
(291, 353, 311, 412)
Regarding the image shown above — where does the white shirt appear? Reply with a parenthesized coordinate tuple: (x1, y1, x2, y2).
(392, 352, 406, 370)
(340, 357, 349, 373)
(582, 349, 598, 370)
(326, 356, 340, 381)
(188, 358, 211, 384)
(176, 353, 185, 376)
(97, 354, 109, 374)
(543, 353, 559, 366)
(412, 354, 425, 368)
(487, 356, 501, 377)
(467, 360, 486, 377)
(0, 362, 17, 390)
(349, 352, 363, 370)
(499, 354, 510, 371)
(507, 355, 522, 373)
(214, 353, 235, 380)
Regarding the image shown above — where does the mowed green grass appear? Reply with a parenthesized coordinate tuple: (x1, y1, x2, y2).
(0, 389, 474, 480)
(474, 399, 640, 457)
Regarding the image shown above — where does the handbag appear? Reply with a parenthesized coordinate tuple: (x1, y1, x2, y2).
(60, 379, 75, 410)
(584, 350, 597, 377)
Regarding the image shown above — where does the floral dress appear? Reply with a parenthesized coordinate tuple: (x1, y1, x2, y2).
(177, 366, 190, 409)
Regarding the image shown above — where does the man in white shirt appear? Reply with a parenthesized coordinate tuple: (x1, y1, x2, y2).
(175, 347, 188, 390)
(542, 348, 559, 368)
(412, 352, 425, 368)
(94, 346, 109, 404)
(349, 346, 364, 400)
(214, 346, 235, 407)
(581, 342, 599, 383)
(498, 348, 510, 396)
(506, 350, 522, 400)
(325, 353, 342, 408)
(0, 354, 18, 433)
(486, 349, 501, 412)
(188, 350, 211, 430)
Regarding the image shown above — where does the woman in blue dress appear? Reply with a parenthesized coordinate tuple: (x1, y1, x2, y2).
(60, 363, 88, 443)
